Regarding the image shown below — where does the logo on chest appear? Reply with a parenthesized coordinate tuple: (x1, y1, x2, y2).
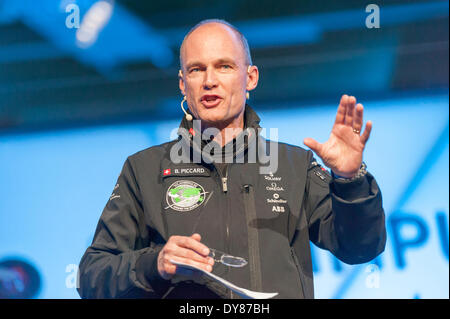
(263, 172, 288, 214)
(165, 180, 208, 212)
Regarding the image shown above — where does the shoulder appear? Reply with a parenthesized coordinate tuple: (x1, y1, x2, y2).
(262, 137, 313, 163)
(126, 139, 177, 167)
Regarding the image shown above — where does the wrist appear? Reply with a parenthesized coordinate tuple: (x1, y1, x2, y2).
(332, 162, 367, 181)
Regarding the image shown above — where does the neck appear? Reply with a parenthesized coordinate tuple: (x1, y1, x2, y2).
(201, 110, 245, 147)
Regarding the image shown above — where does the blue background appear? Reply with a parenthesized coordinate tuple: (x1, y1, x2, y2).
(0, 0, 448, 299)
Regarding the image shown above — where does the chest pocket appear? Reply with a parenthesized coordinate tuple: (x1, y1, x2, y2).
(162, 166, 213, 212)
(160, 165, 217, 237)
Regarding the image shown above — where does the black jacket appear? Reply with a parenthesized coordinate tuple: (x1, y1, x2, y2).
(77, 105, 386, 299)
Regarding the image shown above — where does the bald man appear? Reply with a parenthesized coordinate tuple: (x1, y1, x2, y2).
(78, 19, 386, 299)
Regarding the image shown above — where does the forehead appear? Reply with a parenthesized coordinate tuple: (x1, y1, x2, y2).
(182, 23, 246, 66)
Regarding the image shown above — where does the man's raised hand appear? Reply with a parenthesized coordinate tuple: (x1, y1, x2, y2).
(303, 94, 372, 178)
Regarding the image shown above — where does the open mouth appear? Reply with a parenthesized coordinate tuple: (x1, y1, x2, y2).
(200, 95, 222, 108)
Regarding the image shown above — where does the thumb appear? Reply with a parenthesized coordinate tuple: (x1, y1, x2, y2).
(303, 138, 322, 155)
(191, 233, 202, 242)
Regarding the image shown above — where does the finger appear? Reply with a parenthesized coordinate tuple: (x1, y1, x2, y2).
(345, 96, 356, 126)
(160, 251, 212, 278)
(334, 94, 348, 125)
(361, 120, 372, 145)
(353, 103, 364, 133)
(170, 256, 213, 273)
(174, 236, 210, 256)
(189, 234, 212, 263)
(175, 246, 215, 265)
(303, 138, 323, 156)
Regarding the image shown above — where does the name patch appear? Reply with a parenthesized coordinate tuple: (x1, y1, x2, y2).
(162, 166, 210, 178)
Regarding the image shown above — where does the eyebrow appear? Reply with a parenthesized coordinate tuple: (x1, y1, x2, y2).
(215, 58, 237, 66)
(185, 61, 203, 70)
(185, 58, 238, 70)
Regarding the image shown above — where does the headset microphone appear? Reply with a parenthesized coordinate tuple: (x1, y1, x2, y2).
(178, 70, 193, 121)
(181, 96, 193, 121)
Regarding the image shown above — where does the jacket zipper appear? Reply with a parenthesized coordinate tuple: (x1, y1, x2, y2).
(243, 184, 263, 293)
(213, 130, 250, 298)
(222, 175, 228, 192)
(217, 168, 229, 241)
(215, 165, 232, 298)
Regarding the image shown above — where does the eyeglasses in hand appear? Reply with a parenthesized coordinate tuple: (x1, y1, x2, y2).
(208, 248, 248, 268)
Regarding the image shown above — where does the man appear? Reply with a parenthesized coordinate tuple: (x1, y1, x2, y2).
(77, 19, 386, 299)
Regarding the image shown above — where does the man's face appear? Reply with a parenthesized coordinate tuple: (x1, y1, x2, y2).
(179, 23, 258, 127)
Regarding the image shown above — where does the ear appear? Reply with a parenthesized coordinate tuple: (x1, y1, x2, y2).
(178, 70, 186, 95)
(246, 65, 259, 92)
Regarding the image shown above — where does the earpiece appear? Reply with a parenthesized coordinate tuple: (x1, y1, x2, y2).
(181, 96, 193, 121)
(179, 71, 192, 121)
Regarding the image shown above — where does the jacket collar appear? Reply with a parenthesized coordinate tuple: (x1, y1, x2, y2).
(176, 104, 261, 163)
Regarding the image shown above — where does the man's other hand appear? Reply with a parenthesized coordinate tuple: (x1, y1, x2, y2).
(157, 233, 215, 280)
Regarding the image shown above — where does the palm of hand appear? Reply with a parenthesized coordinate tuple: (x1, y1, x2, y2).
(320, 124, 365, 176)
(304, 95, 372, 178)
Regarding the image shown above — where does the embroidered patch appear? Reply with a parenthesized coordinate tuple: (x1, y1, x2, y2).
(161, 167, 210, 178)
(309, 161, 331, 183)
(109, 183, 120, 200)
(164, 180, 208, 212)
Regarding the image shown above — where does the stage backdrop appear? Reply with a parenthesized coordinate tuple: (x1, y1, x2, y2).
(0, 93, 448, 299)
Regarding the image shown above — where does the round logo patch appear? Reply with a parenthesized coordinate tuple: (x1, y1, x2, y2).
(165, 180, 207, 212)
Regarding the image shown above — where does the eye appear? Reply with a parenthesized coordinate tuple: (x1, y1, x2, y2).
(190, 67, 200, 73)
(221, 65, 231, 69)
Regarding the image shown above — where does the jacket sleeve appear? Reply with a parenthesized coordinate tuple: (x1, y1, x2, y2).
(305, 153, 386, 264)
(77, 158, 170, 298)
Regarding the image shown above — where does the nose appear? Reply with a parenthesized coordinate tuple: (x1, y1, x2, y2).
(203, 67, 218, 89)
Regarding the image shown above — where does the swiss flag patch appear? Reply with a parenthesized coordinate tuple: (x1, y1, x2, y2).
(163, 169, 171, 176)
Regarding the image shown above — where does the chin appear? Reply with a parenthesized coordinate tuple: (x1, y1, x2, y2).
(197, 108, 228, 124)
(200, 115, 227, 126)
